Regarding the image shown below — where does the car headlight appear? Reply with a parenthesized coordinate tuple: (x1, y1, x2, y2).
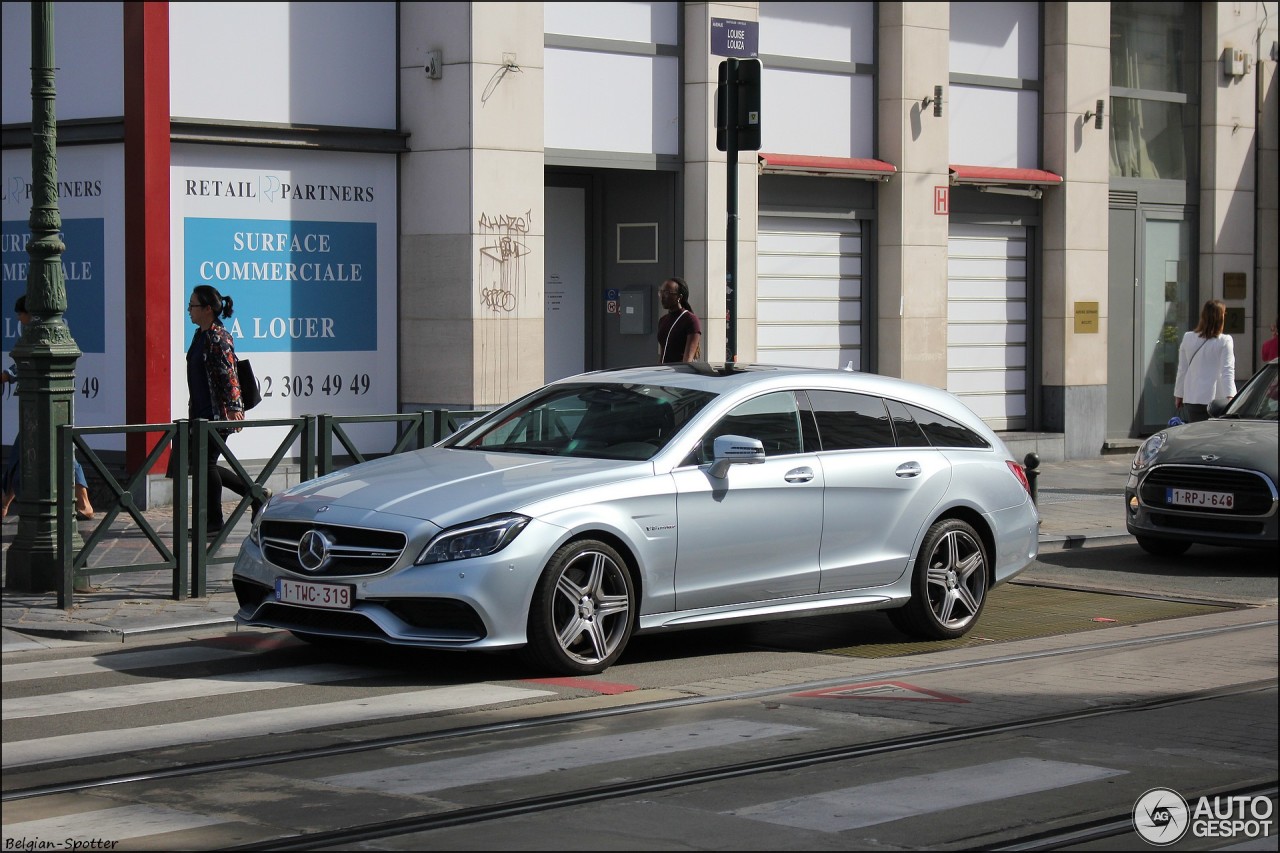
(416, 514, 531, 565)
(1132, 432, 1167, 471)
(248, 494, 274, 546)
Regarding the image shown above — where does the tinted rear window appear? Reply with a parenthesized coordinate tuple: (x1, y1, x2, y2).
(884, 399, 930, 447)
(805, 390, 895, 450)
(905, 403, 991, 449)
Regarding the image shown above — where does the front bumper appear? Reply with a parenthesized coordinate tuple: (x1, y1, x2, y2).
(1125, 465, 1280, 550)
(232, 516, 571, 650)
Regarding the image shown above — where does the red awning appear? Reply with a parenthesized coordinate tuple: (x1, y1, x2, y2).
(759, 153, 897, 181)
(949, 164, 1063, 186)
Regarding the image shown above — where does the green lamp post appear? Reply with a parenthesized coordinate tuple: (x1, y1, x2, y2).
(6, 1, 85, 593)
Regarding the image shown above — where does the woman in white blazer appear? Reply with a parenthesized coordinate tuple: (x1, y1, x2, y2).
(1173, 298, 1236, 422)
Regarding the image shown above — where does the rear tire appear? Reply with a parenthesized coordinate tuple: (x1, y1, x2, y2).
(1136, 536, 1192, 557)
(523, 539, 635, 675)
(893, 518, 989, 641)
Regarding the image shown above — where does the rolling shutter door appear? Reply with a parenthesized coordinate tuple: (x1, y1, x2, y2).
(946, 223, 1028, 431)
(757, 216, 863, 369)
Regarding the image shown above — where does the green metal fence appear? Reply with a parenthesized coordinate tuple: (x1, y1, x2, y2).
(52, 408, 490, 608)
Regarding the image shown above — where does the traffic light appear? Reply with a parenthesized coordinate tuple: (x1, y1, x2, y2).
(715, 59, 762, 152)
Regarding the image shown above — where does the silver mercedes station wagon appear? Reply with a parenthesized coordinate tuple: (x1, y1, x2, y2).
(232, 364, 1040, 674)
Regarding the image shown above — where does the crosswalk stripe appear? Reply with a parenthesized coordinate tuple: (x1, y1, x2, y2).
(2, 646, 254, 684)
(3, 663, 385, 720)
(321, 720, 813, 795)
(3, 684, 552, 769)
(726, 757, 1126, 831)
(1, 804, 225, 846)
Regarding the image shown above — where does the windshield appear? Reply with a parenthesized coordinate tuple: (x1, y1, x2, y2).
(444, 382, 718, 460)
(1225, 362, 1278, 420)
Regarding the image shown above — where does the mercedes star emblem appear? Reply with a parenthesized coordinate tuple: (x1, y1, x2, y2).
(298, 529, 334, 572)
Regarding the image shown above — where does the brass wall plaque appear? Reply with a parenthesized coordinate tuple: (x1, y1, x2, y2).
(1074, 301, 1100, 333)
(1225, 306, 1245, 334)
(1223, 272, 1247, 300)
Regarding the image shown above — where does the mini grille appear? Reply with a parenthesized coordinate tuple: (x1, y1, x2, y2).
(1140, 465, 1277, 515)
(259, 519, 407, 577)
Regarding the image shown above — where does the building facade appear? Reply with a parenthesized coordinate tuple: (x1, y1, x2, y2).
(2, 1, 1276, 483)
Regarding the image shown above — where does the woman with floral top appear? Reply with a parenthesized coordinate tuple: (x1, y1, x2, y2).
(186, 284, 263, 534)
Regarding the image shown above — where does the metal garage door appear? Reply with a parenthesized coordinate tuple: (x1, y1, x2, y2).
(757, 216, 863, 369)
(946, 223, 1028, 431)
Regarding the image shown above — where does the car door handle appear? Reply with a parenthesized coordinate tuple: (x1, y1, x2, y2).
(784, 467, 815, 483)
(895, 462, 922, 478)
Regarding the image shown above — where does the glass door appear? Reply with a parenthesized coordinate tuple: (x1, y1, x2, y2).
(1137, 215, 1193, 431)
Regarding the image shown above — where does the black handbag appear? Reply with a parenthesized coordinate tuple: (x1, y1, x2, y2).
(237, 358, 262, 410)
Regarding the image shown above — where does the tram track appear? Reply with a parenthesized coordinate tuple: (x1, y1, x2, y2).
(4, 618, 1272, 809)
(217, 680, 1277, 850)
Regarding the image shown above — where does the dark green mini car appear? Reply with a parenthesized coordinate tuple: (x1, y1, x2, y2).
(1125, 360, 1279, 556)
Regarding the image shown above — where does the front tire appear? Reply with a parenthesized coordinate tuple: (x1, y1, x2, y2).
(1136, 536, 1192, 557)
(892, 518, 989, 641)
(523, 539, 635, 675)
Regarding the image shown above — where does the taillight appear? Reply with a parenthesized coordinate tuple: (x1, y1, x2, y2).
(1007, 460, 1031, 495)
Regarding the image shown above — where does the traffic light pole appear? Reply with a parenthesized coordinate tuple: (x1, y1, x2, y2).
(725, 58, 739, 364)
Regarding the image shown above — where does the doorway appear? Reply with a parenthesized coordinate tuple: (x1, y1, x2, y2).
(1107, 205, 1196, 437)
(545, 169, 678, 379)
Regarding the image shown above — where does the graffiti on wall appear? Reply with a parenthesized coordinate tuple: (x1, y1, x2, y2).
(478, 210, 530, 314)
(477, 209, 533, 405)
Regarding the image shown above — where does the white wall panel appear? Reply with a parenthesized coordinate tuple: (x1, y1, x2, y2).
(2, 2, 123, 124)
(544, 49, 678, 155)
(948, 86, 1038, 168)
(948, 323, 1027, 345)
(947, 224, 1029, 430)
(170, 2, 395, 128)
(950, 1, 1039, 80)
(762, 70, 874, 158)
(759, 278, 862, 301)
(544, 1, 677, 44)
(758, 217, 863, 369)
(759, 325, 859, 348)
(759, 2, 874, 64)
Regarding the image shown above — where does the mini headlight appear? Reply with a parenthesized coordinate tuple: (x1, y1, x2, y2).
(1132, 432, 1166, 471)
(416, 514, 530, 565)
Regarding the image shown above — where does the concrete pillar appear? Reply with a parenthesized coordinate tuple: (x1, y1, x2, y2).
(1200, 2, 1275, 375)
(1041, 2, 1110, 458)
(399, 2, 545, 410)
(877, 3, 950, 387)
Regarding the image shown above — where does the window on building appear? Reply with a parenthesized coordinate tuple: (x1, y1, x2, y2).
(1109, 2, 1199, 180)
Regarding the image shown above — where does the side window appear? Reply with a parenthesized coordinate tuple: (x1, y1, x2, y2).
(905, 403, 991, 449)
(687, 391, 805, 464)
(883, 399, 930, 447)
(805, 390, 895, 450)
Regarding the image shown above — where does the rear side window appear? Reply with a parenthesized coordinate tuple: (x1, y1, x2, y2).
(883, 399, 930, 447)
(905, 403, 991, 449)
(805, 390, 895, 450)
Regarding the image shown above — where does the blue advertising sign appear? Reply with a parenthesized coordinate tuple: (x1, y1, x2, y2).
(711, 18, 758, 58)
(2, 218, 106, 354)
(183, 217, 377, 352)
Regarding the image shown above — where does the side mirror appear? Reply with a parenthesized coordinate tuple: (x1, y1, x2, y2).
(709, 434, 766, 479)
(1207, 397, 1231, 418)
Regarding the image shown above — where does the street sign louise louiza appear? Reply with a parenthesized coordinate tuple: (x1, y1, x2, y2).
(711, 18, 758, 58)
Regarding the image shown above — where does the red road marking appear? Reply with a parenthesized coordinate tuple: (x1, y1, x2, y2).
(526, 677, 639, 695)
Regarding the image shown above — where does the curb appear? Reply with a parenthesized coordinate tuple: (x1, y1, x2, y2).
(2, 612, 239, 645)
(1038, 531, 1136, 551)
